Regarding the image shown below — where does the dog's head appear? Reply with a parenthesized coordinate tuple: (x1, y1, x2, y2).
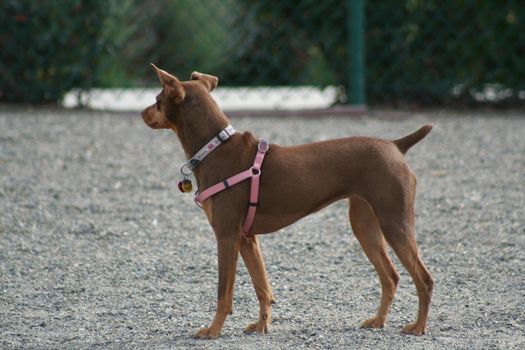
(141, 64, 219, 131)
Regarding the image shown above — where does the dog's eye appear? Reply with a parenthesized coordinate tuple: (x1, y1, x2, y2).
(156, 100, 161, 111)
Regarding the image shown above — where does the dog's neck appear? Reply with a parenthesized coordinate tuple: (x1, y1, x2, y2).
(176, 104, 231, 161)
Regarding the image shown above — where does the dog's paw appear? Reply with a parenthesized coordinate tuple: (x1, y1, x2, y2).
(361, 316, 386, 329)
(244, 321, 269, 335)
(194, 327, 220, 339)
(402, 322, 426, 336)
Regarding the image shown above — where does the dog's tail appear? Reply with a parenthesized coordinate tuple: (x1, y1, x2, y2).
(394, 124, 433, 154)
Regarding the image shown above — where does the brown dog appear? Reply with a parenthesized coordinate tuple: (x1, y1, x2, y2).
(141, 64, 434, 339)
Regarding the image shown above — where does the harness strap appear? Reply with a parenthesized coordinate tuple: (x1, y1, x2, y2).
(194, 139, 269, 234)
(194, 169, 253, 206)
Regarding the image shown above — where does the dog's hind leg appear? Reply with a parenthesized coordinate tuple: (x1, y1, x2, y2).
(194, 232, 241, 339)
(349, 196, 400, 329)
(369, 173, 434, 335)
(240, 235, 275, 334)
(381, 224, 433, 335)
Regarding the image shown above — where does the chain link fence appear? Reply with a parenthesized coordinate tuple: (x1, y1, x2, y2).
(0, 1, 108, 104)
(2, 0, 524, 109)
(366, 0, 525, 106)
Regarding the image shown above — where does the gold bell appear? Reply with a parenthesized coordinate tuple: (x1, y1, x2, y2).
(182, 179, 193, 192)
(178, 178, 193, 193)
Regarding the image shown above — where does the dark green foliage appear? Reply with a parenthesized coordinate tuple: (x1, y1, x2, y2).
(219, 0, 342, 87)
(221, 0, 525, 105)
(366, 0, 525, 105)
(0, 0, 110, 103)
(91, 0, 237, 87)
(2, 0, 524, 106)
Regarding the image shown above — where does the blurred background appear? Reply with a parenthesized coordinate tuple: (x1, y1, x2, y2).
(1, 0, 524, 112)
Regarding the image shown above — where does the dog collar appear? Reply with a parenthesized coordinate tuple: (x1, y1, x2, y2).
(178, 125, 236, 192)
(184, 125, 236, 171)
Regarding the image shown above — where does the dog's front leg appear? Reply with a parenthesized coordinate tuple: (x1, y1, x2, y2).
(194, 234, 241, 339)
(240, 235, 275, 335)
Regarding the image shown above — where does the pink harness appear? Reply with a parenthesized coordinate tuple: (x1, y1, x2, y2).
(195, 138, 269, 234)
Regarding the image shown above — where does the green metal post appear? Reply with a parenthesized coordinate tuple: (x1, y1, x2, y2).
(348, 0, 366, 106)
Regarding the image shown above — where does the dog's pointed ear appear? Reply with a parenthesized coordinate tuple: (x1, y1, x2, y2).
(150, 63, 185, 103)
(190, 71, 218, 92)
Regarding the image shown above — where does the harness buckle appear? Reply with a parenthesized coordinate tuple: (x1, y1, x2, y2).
(218, 129, 230, 142)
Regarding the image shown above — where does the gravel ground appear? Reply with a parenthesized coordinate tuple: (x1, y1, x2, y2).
(1, 107, 524, 349)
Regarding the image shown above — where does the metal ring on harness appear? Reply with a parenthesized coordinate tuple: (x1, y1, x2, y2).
(180, 163, 193, 176)
(258, 138, 269, 153)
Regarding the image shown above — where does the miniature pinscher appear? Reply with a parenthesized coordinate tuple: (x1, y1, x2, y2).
(141, 64, 434, 339)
